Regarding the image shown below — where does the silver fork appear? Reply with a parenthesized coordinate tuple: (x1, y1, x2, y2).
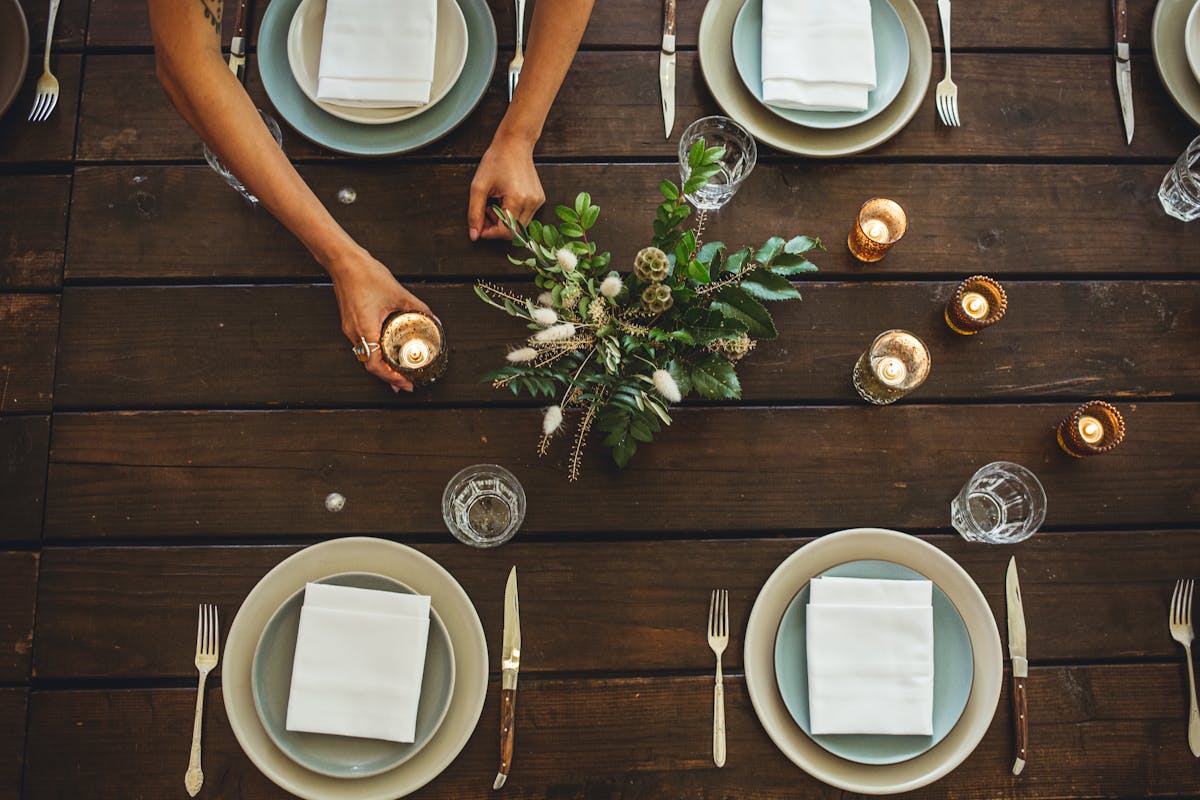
(185, 605, 220, 797)
(507, 0, 526, 101)
(935, 0, 959, 127)
(28, 0, 62, 123)
(1169, 578, 1200, 757)
(707, 589, 729, 768)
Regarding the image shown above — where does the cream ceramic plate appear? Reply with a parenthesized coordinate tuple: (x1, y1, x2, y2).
(1154, 0, 1200, 127)
(745, 528, 1002, 795)
(1187, 0, 1200, 86)
(287, 0, 469, 125)
(699, 0, 931, 157)
(223, 538, 488, 800)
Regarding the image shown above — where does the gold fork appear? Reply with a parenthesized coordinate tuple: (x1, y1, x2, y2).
(707, 589, 729, 767)
(185, 605, 220, 796)
(1169, 579, 1200, 756)
(27, 0, 62, 122)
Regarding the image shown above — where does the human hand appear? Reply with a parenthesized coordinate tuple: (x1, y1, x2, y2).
(467, 132, 546, 241)
(329, 250, 434, 392)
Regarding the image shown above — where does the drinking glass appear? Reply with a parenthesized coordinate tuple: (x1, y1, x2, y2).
(1159, 134, 1200, 221)
(951, 461, 1046, 544)
(677, 116, 757, 211)
(442, 464, 526, 548)
(203, 109, 283, 206)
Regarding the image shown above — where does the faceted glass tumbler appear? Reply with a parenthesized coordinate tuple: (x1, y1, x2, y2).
(951, 461, 1047, 544)
(1159, 134, 1200, 222)
(677, 116, 757, 211)
(441, 464, 526, 548)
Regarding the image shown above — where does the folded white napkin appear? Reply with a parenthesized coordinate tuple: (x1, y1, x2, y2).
(806, 576, 934, 735)
(760, 0, 877, 112)
(286, 582, 431, 743)
(316, 0, 437, 108)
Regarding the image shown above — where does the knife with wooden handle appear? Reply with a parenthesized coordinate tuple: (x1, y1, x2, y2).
(1112, 0, 1133, 144)
(1006, 556, 1029, 775)
(227, 0, 249, 83)
(659, 0, 677, 138)
(493, 566, 521, 790)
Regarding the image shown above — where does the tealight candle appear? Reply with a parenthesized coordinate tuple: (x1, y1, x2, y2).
(847, 198, 908, 263)
(1057, 401, 1126, 457)
(379, 310, 448, 387)
(852, 329, 931, 405)
(876, 356, 908, 387)
(945, 275, 1008, 335)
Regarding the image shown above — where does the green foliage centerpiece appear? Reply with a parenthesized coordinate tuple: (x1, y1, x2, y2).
(476, 142, 822, 480)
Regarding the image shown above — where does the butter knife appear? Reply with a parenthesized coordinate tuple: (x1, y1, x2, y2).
(1006, 556, 1029, 776)
(227, 0, 249, 83)
(493, 566, 521, 790)
(659, 0, 677, 139)
(1113, 0, 1133, 144)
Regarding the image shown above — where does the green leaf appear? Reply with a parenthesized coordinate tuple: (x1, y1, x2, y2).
(711, 286, 777, 338)
(659, 180, 680, 201)
(558, 222, 584, 238)
(702, 145, 727, 164)
(740, 268, 802, 301)
(681, 306, 748, 345)
(581, 205, 600, 230)
(755, 236, 786, 265)
(667, 359, 694, 397)
(688, 138, 706, 169)
(555, 206, 577, 224)
(687, 258, 711, 284)
(575, 192, 591, 216)
(768, 257, 820, 276)
(784, 235, 822, 254)
(669, 330, 696, 346)
(697, 241, 725, 264)
(723, 247, 751, 274)
(690, 354, 742, 400)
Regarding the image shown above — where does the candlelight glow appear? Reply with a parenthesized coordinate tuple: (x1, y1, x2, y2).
(876, 356, 908, 386)
(402, 338, 431, 368)
(961, 292, 989, 319)
(1077, 415, 1104, 444)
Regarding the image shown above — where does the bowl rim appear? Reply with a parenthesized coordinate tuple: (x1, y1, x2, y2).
(0, 0, 31, 121)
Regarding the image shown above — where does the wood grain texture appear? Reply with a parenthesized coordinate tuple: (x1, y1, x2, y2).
(0, 416, 48, 543)
(19, 0, 88, 51)
(52, 281, 1200, 409)
(0, 294, 59, 414)
(64, 163, 1200, 283)
(41, 404, 1200, 539)
(0, 55, 80, 164)
(31, 532, 1200, 680)
(22, 666, 1200, 799)
(0, 689, 26, 800)
(75, 53, 1196, 162)
(0, 552, 37, 681)
(0, 176, 69, 291)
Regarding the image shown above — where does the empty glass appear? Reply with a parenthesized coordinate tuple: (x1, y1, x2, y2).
(203, 109, 283, 206)
(677, 116, 757, 211)
(951, 461, 1047, 544)
(1159, 134, 1200, 222)
(441, 464, 526, 548)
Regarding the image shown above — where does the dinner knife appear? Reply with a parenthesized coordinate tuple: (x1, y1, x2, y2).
(659, 0, 677, 139)
(1006, 556, 1029, 776)
(1113, 0, 1134, 144)
(493, 566, 521, 790)
(227, 0, 249, 84)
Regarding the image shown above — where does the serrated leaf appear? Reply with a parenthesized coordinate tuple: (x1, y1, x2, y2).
(723, 247, 751, 274)
(690, 354, 742, 400)
(784, 235, 821, 254)
(740, 268, 802, 301)
(769, 258, 820, 276)
(711, 286, 777, 338)
(755, 236, 786, 265)
(697, 241, 725, 264)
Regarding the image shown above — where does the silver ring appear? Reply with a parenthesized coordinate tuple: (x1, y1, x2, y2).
(352, 337, 380, 363)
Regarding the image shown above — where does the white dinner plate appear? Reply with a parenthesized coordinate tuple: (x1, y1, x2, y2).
(287, 0, 469, 125)
(1153, 0, 1200, 127)
(223, 538, 488, 800)
(745, 528, 1003, 795)
(1187, 0, 1200, 86)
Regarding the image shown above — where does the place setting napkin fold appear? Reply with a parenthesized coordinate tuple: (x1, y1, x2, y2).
(286, 582, 431, 743)
(760, 0, 877, 112)
(317, 0, 438, 108)
(806, 576, 934, 736)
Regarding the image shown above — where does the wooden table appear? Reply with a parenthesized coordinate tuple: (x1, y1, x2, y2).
(3, 0, 1200, 797)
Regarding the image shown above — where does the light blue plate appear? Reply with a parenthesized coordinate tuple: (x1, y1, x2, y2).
(258, 0, 496, 155)
(732, 0, 910, 130)
(773, 560, 973, 765)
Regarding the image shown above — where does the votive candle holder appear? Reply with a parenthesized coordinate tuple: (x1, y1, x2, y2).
(1057, 400, 1126, 457)
(847, 198, 908, 262)
(380, 310, 449, 387)
(945, 275, 1008, 335)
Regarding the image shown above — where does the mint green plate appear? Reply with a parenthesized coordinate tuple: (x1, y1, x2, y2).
(773, 560, 973, 765)
(732, 0, 910, 130)
(258, 0, 496, 155)
(252, 572, 456, 779)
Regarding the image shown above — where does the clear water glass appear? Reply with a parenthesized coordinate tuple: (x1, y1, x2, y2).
(951, 461, 1047, 544)
(677, 116, 757, 211)
(441, 464, 526, 548)
(1158, 134, 1200, 222)
(203, 109, 283, 206)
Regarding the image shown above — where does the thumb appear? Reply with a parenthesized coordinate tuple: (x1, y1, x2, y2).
(467, 178, 490, 242)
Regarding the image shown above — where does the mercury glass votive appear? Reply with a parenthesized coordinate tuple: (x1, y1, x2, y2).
(1057, 400, 1126, 457)
(847, 198, 908, 262)
(945, 275, 1008, 335)
(852, 329, 931, 405)
(379, 310, 448, 387)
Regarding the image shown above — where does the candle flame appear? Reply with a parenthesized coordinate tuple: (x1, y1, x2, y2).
(1078, 415, 1104, 444)
(962, 292, 989, 320)
(864, 219, 889, 242)
(876, 356, 907, 387)
(402, 338, 431, 368)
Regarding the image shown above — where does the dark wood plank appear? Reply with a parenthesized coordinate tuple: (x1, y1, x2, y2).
(87, 0, 235, 48)
(0, 294, 58, 414)
(75, 53, 1196, 161)
(19, 0, 88, 51)
(0, 415, 48, 543)
(0, 175, 68, 291)
(53, 281, 1200, 409)
(0, 552, 37, 681)
(0, 689, 26, 800)
(43, 404, 1200, 540)
(32, 532, 1200, 680)
(23, 666, 1200, 799)
(64, 163, 1200, 283)
(0, 55, 79, 163)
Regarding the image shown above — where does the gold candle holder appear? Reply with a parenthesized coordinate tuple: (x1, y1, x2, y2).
(379, 310, 448, 387)
(1057, 400, 1126, 457)
(945, 275, 1008, 335)
(852, 329, 931, 405)
(847, 198, 908, 262)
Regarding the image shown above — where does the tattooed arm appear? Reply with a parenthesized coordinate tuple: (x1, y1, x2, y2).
(147, 0, 431, 392)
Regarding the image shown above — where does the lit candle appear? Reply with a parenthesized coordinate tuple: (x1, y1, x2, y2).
(864, 219, 889, 242)
(852, 329, 931, 405)
(379, 311, 448, 387)
(945, 275, 1008, 335)
(1077, 415, 1104, 444)
(961, 292, 989, 320)
(402, 338, 431, 369)
(876, 356, 908, 386)
(1057, 400, 1125, 457)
